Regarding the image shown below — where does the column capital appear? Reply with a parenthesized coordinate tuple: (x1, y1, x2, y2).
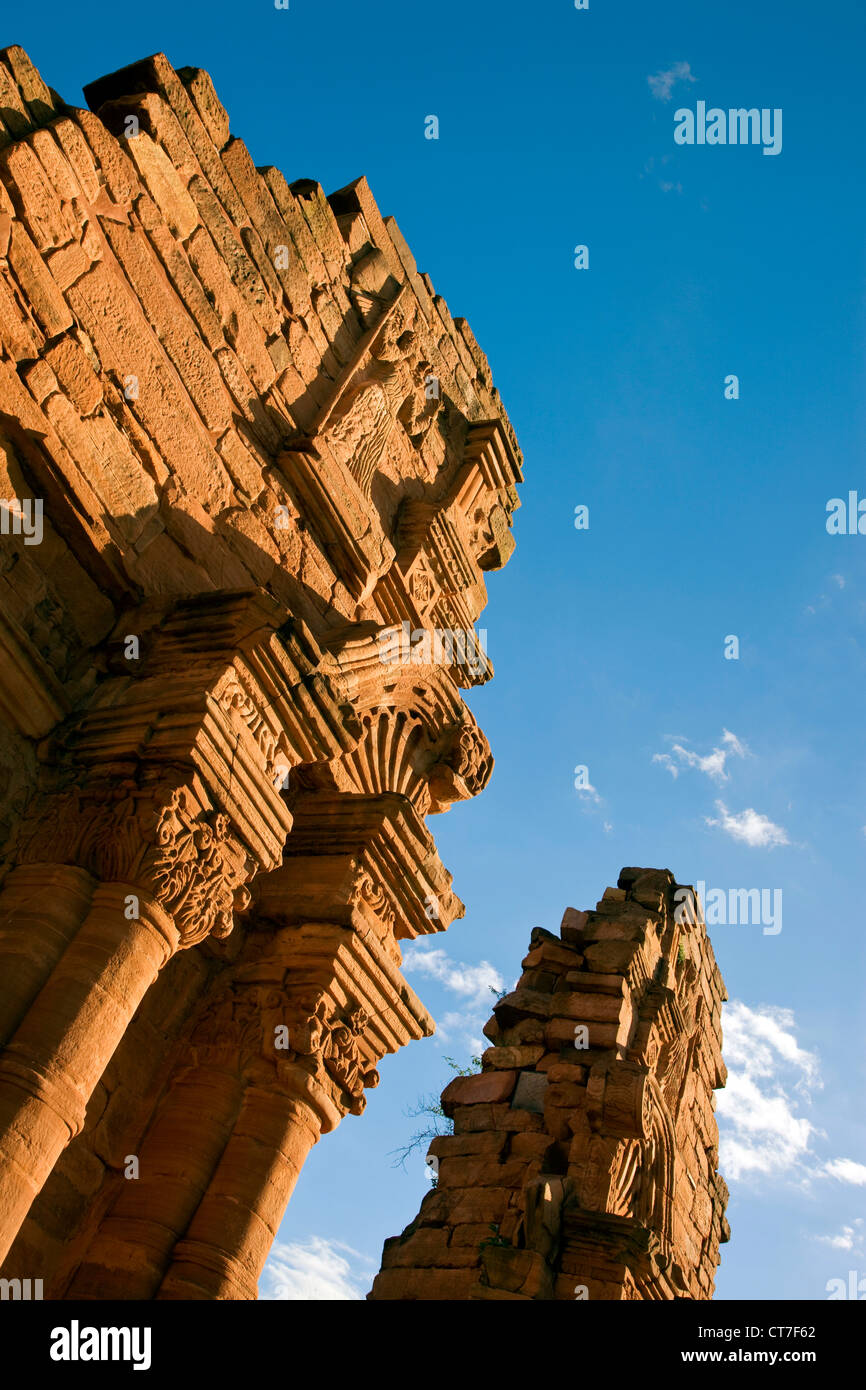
(11, 592, 362, 949)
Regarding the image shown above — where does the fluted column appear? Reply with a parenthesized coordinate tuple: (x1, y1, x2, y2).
(0, 864, 96, 1047)
(84, 791, 447, 1300)
(65, 1062, 246, 1298)
(0, 592, 336, 1266)
(0, 884, 178, 1263)
(157, 1081, 324, 1299)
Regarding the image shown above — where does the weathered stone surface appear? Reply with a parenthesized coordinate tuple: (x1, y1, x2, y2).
(369, 869, 729, 1301)
(0, 47, 521, 1300)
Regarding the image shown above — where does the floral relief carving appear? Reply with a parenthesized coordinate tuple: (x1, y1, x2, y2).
(351, 869, 396, 932)
(216, 672, 290, 779)
(150, 789, 254, 948)
(18, 781, 256, 951)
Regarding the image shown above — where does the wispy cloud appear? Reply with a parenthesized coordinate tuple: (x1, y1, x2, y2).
(719, 1003, 866, 1206)
(575, 782, 601, 804)
(706, 801, 789, 848)
(717, 1001, 820, 1181)
(402, 946, 506, 1055)
(816, 1219, 865, 1253)
(435, 1008, 487, 1055)
(822, 1159, 866, 1186)
(260, 1236, 375, 1300)
(573, 763, 603, 806)
(647, 61, 697, 102)
(805, 571, 851, 614)
(402, 947, 503, 1006)
(653, 728, 747, 783)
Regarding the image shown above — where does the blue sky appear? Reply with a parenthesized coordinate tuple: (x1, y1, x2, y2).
(16, 0, 866, 1300)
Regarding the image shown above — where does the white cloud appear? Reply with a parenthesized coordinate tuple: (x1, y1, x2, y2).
(822, 1159, 866, 1186)
(647, 61, 697, 102)
(402, 947, 503, 1006)
(831, 574, 846, 589)
(723, 1001, 820, 1087)
(653, 728, 746, 783)
(436, 1009, 487, 1056)
(717, 1001, 820, 1182)
(573, 765, 602, 804)
(718, 1003, 866, 1209)
(706, 801, 789, 848)
(816, 1220, 865, 1253)
(259, 1236, 375, 1301)
(403, 947, 505, 1056)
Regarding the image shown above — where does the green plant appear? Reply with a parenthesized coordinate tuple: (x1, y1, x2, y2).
(478, 1223, 512, 1251)
(388, 1053, 482, 1171)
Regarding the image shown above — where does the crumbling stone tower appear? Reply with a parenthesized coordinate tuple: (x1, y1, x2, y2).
(0, 47, 521, 1298)
(370, 868, 730, 1300)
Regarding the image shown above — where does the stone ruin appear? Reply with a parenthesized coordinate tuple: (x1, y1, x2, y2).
(0, 45, 727, 1300)
(370, 868, 730, 1300)
(0, 45, 521, 1298)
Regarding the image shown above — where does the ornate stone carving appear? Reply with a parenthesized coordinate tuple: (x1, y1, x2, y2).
(428, 718, 493, 808)
(189, 979, 285, 1065)
(371, 867, 729, 1302)
(320, 1004, 381, 1113)
(16, 783, 256, 950)
(445, 719, 493, 790)
(292, 999, 380, 1115)
(214, 671, 292, 782)
(325, 301, 437, 494)
(151, 789, 253, 947)
(351, 868, 396, 932)
(609, 1141, 642, 1218)
(0, 47, 521, 1300)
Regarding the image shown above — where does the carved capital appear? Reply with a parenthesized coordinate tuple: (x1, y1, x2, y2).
(149, 788, 254, 948)
(17, 782, 257, 950)
(292, 999, 380, 1116)
(258, 790, 463, 940)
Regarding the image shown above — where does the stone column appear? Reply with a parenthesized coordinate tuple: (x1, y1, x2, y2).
(156, 1078, 324, 1300)
(108, 792, 452, 1301)
(0, 593, 343, 1267)
(0, 771, 261, 1268)
(65, 1061, 246, 1299)
(0, 863, 96, 1046)
(0, 883, 178, 1263)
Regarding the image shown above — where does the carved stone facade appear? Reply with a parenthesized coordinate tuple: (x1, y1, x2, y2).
(0, 47, 521, 1298)
(369, 869, 730, 1301)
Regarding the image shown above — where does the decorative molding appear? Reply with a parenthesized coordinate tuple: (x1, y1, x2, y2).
(151, 788, 253, 947)
(17, 783, 257, 950)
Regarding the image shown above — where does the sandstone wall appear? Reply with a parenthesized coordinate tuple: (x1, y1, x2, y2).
(370, 868, 729, 1301)
(0, 46, 521, 1298)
